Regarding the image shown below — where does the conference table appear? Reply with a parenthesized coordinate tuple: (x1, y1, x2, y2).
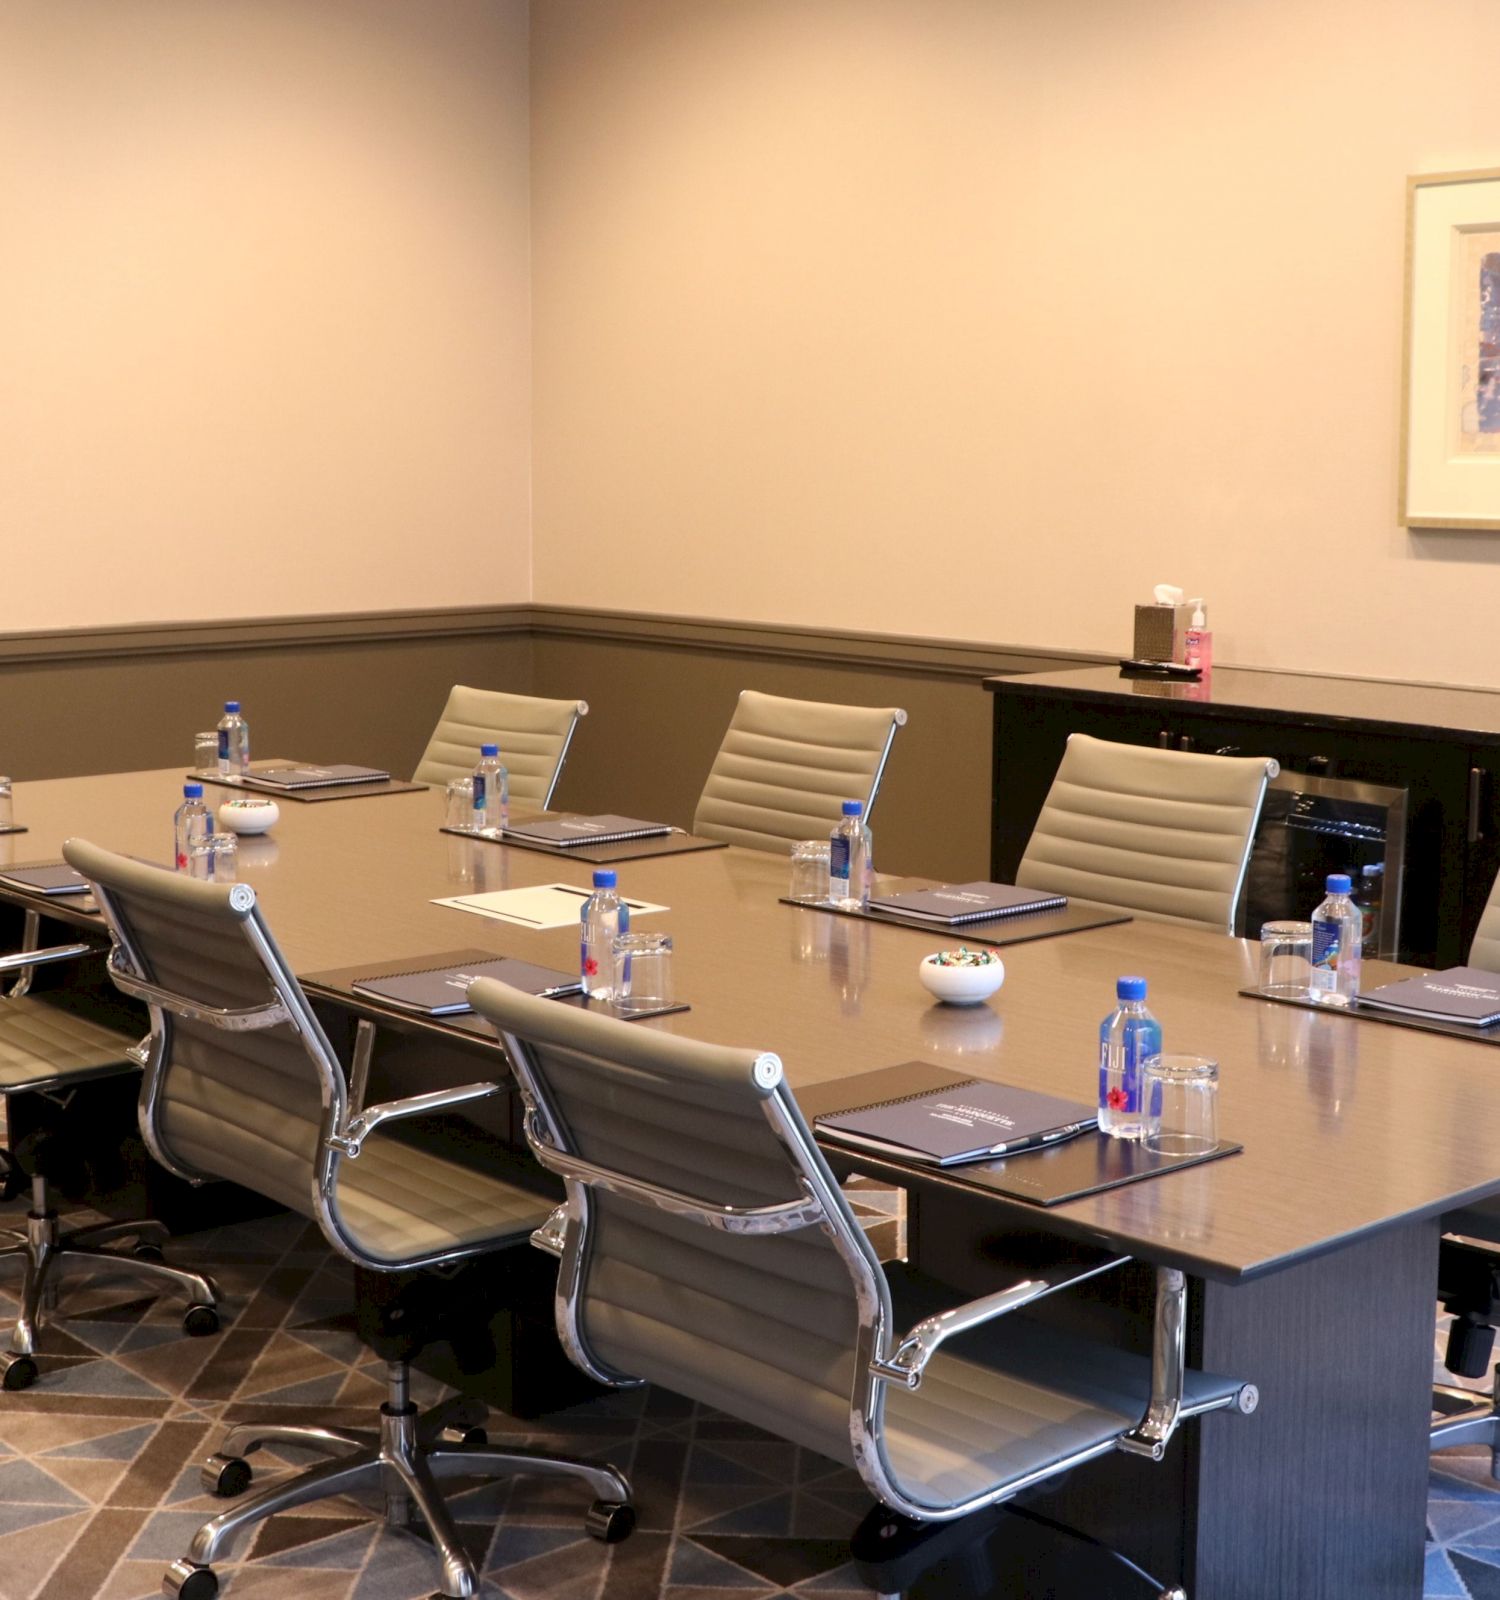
(1, 766, 1493, 1600)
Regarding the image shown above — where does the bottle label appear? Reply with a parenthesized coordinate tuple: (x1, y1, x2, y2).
(217, 729, 229, 761)
(830, 835, 851, 888)
(472, 775, 486, 814)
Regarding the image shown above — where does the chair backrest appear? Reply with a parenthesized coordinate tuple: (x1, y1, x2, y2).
(692, 689, 907, 852)
(61, 837, 347, 1229)
(1015, 733, 1276, 933)
(468, 978, 892, 1469)
(1472, 870, 1500, 972)
(413, 685, 589, 806)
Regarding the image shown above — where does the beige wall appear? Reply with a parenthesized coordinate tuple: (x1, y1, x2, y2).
(1, 0, 531, 630)
(531, 0, 1500, 688)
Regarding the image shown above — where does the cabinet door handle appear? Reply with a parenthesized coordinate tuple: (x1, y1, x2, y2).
(1470, 767, 1487, 845)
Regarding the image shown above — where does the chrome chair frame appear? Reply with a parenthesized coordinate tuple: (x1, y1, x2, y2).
(73, 866, 631, 1600)
(497, 1025, 1257, 1525)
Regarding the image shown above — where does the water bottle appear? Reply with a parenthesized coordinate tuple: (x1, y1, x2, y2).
(580, 869, 630, 1000)
(828, 799, 873, 910)
(1310, 873, 1363, 1006)
(173, 782, 212, 872)
(1098, 976, 1162, 1140)
(471, 743, 509, 834)
(217, 701, 250, 778)
(1358, 862, 1384, 958)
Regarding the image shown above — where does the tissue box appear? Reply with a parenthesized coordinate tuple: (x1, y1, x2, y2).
(1133, 604, 1195, 662)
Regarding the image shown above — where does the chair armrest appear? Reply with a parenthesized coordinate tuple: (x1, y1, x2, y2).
(530, 1203, 569, 1258)
(326, 1081, 501, 1160)
(870, 1253, 1131, 1390)
(0, 942, 95, 974)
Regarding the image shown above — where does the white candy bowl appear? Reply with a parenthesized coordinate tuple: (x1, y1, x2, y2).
(918, 950, 1005, 1005)
(217, 798, 279, 835)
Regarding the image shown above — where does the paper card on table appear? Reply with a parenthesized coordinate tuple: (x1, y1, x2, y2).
(432, 882, 668, 930)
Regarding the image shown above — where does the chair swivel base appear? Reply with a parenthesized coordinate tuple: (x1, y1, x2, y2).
(0, 1178, 220, 1391)
(162, 1358, 634, 1600)
(1433, 1377, 1500, 1480)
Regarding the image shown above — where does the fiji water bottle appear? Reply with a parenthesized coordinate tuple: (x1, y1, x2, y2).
(580, 869, 630, 1001)
(217, 701, 250, 778)
(1098, 976, 1161, 1140)
(828, 799, 873, 910)
(1310, 873, 1362, 1006)
(471, 743, 509, 833)
(173, 782, 212, 872)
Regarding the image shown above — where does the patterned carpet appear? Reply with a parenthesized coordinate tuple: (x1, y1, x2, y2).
(0, 1186, 1493, 1599)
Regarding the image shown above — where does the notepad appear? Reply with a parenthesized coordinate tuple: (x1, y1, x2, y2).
(352, 956, 582, 1015)
(502, 815, 673, 848)
(816, 1075, 1096, 1167)
(433, 883, 668, 931)
(246, 764, 392, 790)
(866, 881, 1066, 924)
(0, 863, 90, 896)
(1358, 966, 1500, 1027)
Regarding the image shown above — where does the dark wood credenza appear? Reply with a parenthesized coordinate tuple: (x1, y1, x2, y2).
(986, 665, 1500, 967)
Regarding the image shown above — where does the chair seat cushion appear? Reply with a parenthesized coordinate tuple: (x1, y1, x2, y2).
(0, 996, 137, 1091)
(882, 1276, 1242, 1512)
(332, 1133, 556, 1265)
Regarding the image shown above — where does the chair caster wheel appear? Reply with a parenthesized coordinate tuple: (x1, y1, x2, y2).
(133, 1242, 166, 1263)
(440, 1424, 488, 1446)
(182, 1305, 219, 1337)
(0, 1352, 38, 1392)
(201, 1453, 252, 1497)
(585, 1499, 635, 1543)
(163, 1558, 219, 1599)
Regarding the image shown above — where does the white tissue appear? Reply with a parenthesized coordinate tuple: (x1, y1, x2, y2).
(1152, 584, 1184, 605)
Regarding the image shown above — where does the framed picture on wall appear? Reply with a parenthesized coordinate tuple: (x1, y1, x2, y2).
(1402, 168, 1500, 530)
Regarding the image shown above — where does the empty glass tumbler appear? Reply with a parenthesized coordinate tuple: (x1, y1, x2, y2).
(1259, 920, 1314, 999)
(0, 777, 11, 831)
(788, 840, 832, 904)
(188, 832, 238, 883)
(193, 733, 220, 778)
(445, 778, 476, 831)
(612, 932, 673, 1017)
(1142, 1054, 1219, 1157)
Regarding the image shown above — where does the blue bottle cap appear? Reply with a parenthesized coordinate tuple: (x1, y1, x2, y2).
(1326, 873, 1352, 894)
(1116, 976, 1147, 1001)
(841, 799, 863, 816)
(480, 744, 499, 757)
(224, 701, 240, 713)
(184, 782, 203, 798)
(592, 869, 617, 888)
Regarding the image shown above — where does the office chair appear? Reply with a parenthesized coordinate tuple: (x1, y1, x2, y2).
(469, 978, 1259, 1597)
(1015, 733, 1279, 934)
(62, 838, 632, 1600)
(693, 688, 907, 852)
(412, 685, 588, 807)
(1432, 867, 1500, 1470)
(0, 908, 219, 1391)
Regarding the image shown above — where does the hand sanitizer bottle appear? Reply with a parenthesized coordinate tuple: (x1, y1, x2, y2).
(1184, 599, 1213, 674)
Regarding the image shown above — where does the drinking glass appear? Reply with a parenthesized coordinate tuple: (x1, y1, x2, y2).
(1142, 1054, 1219, 1157)
(445, 778, 476, 831)
(1259, 920, 1314, 999)
(0, 776, 12, 831)
(193, 733, 219, 777)
(612, 931, 673, 1017)
(188, 833, 238, 882)
(788, 840, 832, 903)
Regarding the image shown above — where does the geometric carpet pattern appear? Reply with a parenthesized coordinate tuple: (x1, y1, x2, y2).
(0, 1188, 1494, 1598)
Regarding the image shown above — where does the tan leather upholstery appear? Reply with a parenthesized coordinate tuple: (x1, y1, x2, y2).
(1472, 873, 1500, 973)
(64, 839, 555, 1269)
(692, 689, 906, 852)
(412, 685, 588, 806)
(1016, 733, 1275, 934)
(470, 981, 1242, 1518)
(0, 995, 134, 1091)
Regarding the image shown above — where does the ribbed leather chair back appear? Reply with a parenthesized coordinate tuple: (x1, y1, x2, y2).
(1015, 733, 1275, 933)
(692, 689, 906, 852)
(470, 980, 875, 1465)
(413, 685, 588, 805)
(1472, 874, 1500, 972)
(62, 839, 335, 1218)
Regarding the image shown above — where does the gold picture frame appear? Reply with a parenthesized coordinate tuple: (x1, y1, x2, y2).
(1401, 168, 1500, 530)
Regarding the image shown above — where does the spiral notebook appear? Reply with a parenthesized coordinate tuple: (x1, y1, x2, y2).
(351, 955, 582, 1015)
(0, 862, 90, 896)
(502, 814, 673, 848)
(816, 1075, 1095, 1166)
(866, 881, 1066, 925)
